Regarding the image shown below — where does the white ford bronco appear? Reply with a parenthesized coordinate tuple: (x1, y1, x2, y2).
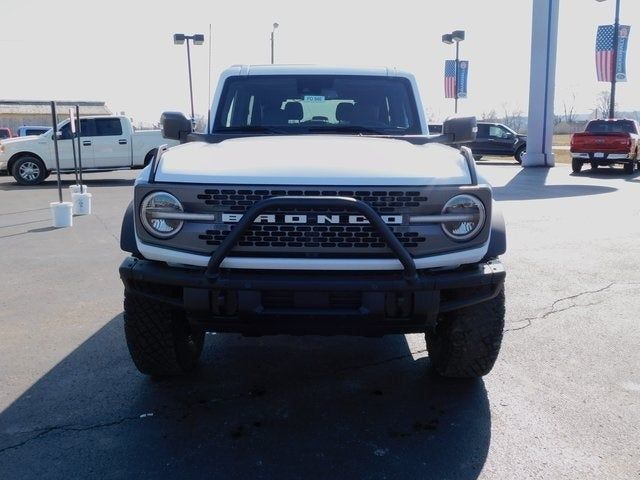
(119, 65, 507, 378)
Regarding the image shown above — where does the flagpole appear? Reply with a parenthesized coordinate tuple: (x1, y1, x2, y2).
(609, 0, 621, 118)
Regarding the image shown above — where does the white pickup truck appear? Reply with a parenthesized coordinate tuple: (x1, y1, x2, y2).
(119, 65, 507, 380)
(0, 115, 178, 185)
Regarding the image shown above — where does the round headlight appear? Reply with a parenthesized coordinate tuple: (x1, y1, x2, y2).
(140, 192, 184, 238)
(441, 194, 486, 241)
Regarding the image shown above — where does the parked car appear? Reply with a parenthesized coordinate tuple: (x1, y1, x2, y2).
(570, 119, 640, 174)
(0, 116, 179, 185)
(0, 128, 13, 140)
(467, 122, 527, 163)
(16, 125, 50, 137)
(119, 64, 507, 380)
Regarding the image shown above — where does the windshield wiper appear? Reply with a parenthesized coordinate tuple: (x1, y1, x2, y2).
(214, 126, 292, 135)
(305, 125, 393, 135)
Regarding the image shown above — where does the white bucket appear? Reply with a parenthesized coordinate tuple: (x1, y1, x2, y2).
(50, 202, 73, 228)
(69, 184, 88, 195)
(72, 192, 92, 215)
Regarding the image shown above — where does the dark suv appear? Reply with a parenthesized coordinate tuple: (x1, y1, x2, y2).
(468, 122, 527, 163)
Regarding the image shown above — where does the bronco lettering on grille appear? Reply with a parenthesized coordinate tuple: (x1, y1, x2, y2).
(221, 213, 403, 225)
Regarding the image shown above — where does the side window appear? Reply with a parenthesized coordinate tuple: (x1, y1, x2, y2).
(477, 124, 490, 137)
(488, 125, 504, 138)
(79, 119, 96, 136)
(95, 118, 123, 136)
(59, 122, 73, 140)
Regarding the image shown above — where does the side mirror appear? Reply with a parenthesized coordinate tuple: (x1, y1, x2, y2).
(441, 116, 477, 144)
(161, 112, 192, 142)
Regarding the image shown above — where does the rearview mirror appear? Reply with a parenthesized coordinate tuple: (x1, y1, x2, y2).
(161, 112, 192, 142)
(441, 116, 477, 144)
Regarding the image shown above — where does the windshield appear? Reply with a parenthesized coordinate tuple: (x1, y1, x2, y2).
(213, 75, 421, 135)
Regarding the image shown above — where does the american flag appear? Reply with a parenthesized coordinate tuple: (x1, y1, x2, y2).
(444, 60, 457, 98)
(596, 25, 615, 82)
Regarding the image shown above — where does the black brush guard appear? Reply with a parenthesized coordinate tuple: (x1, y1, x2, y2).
(120, 196, 505, 335)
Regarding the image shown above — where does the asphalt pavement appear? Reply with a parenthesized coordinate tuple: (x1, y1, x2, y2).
(0, 161, 638, 479)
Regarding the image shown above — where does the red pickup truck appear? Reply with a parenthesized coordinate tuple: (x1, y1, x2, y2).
(570, 119, 640, 174)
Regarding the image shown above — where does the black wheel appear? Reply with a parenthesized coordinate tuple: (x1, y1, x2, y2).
(623, 161, 635, 174)
(124, 292, 205, 376)
(12, 156, 47, 185)
(426, 289, 505, 378)
(571, 158, 583, 174)
(514, 146, 526, 164)
(590, 161, 599, 171)
(473, 155, 483, 161)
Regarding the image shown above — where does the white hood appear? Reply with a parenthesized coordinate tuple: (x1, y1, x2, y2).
(154, 135, 471, 186)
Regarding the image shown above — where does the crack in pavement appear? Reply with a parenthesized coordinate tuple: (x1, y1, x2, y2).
(92, 213, 120, 244)
(504, 283, 615, 332)
(0, 416, 140, 455)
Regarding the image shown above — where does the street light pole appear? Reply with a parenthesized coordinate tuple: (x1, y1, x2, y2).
(186, 39, 195, 125)
(173, 33, 205, 129)
(271, 23, 279, 64)
(596, 0, 622, 118)
(442, 30, 465, 114)
(454, 40, 460, 114)
(609, 0, 621, 118)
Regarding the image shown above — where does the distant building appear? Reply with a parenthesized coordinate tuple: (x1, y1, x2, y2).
(0, 100, 111, 133)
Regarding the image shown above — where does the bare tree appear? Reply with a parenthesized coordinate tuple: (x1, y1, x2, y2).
(501, 103, 525, 132)
(563, 93, 576, 124)
(595, 90, 616, 119)
(194, 115, 207, 133)
(480, 109, 498, 121)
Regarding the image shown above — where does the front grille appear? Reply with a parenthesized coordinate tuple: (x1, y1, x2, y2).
(135, 183, 492, 259)
(198, 224, 427, 250)
(196, 188, 428, 214)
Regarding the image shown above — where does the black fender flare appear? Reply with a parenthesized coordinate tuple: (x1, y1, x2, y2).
(120, 201, 143, 258)
(484, 205, 507, 260)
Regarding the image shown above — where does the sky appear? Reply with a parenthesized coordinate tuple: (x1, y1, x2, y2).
(1, 0, 639, 125)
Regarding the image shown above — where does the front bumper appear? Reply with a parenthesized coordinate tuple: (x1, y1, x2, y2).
(119, 257, 506, 335)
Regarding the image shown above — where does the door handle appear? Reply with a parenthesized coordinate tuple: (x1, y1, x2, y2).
(82, 140, 92, 146)
(118, 139, 128, 145)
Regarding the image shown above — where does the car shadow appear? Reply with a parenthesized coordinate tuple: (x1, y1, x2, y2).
(0, 315, 491, 480)
(571, 166, 640, 182)
(493, 166, 617, 201)
(0, 177, 135, 191)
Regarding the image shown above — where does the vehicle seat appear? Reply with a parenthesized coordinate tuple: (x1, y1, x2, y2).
(336, 102, 354, 123)
(284, 102, 303, 123)
(352, 102, 379, 124)
(261, 106, 287, 125)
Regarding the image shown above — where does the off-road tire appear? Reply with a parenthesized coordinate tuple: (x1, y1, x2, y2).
(571, 158, 583, 174)
(12, 156, 47, 185)
(623, 161, 635, 174)
(426, 289, 505, 378)
(124, 292, 205, 376)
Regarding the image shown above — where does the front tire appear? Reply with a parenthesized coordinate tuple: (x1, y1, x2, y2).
(124, 292, 205, 376)
(12, 156, 47, 185)
(426, 289, 505, 378)
(623, 161, 635, 174)
(514, 146, 526, 164)
(572, 158, 583, 173)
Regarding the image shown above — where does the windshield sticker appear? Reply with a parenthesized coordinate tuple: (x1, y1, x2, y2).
(304, 95, 326, 103)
